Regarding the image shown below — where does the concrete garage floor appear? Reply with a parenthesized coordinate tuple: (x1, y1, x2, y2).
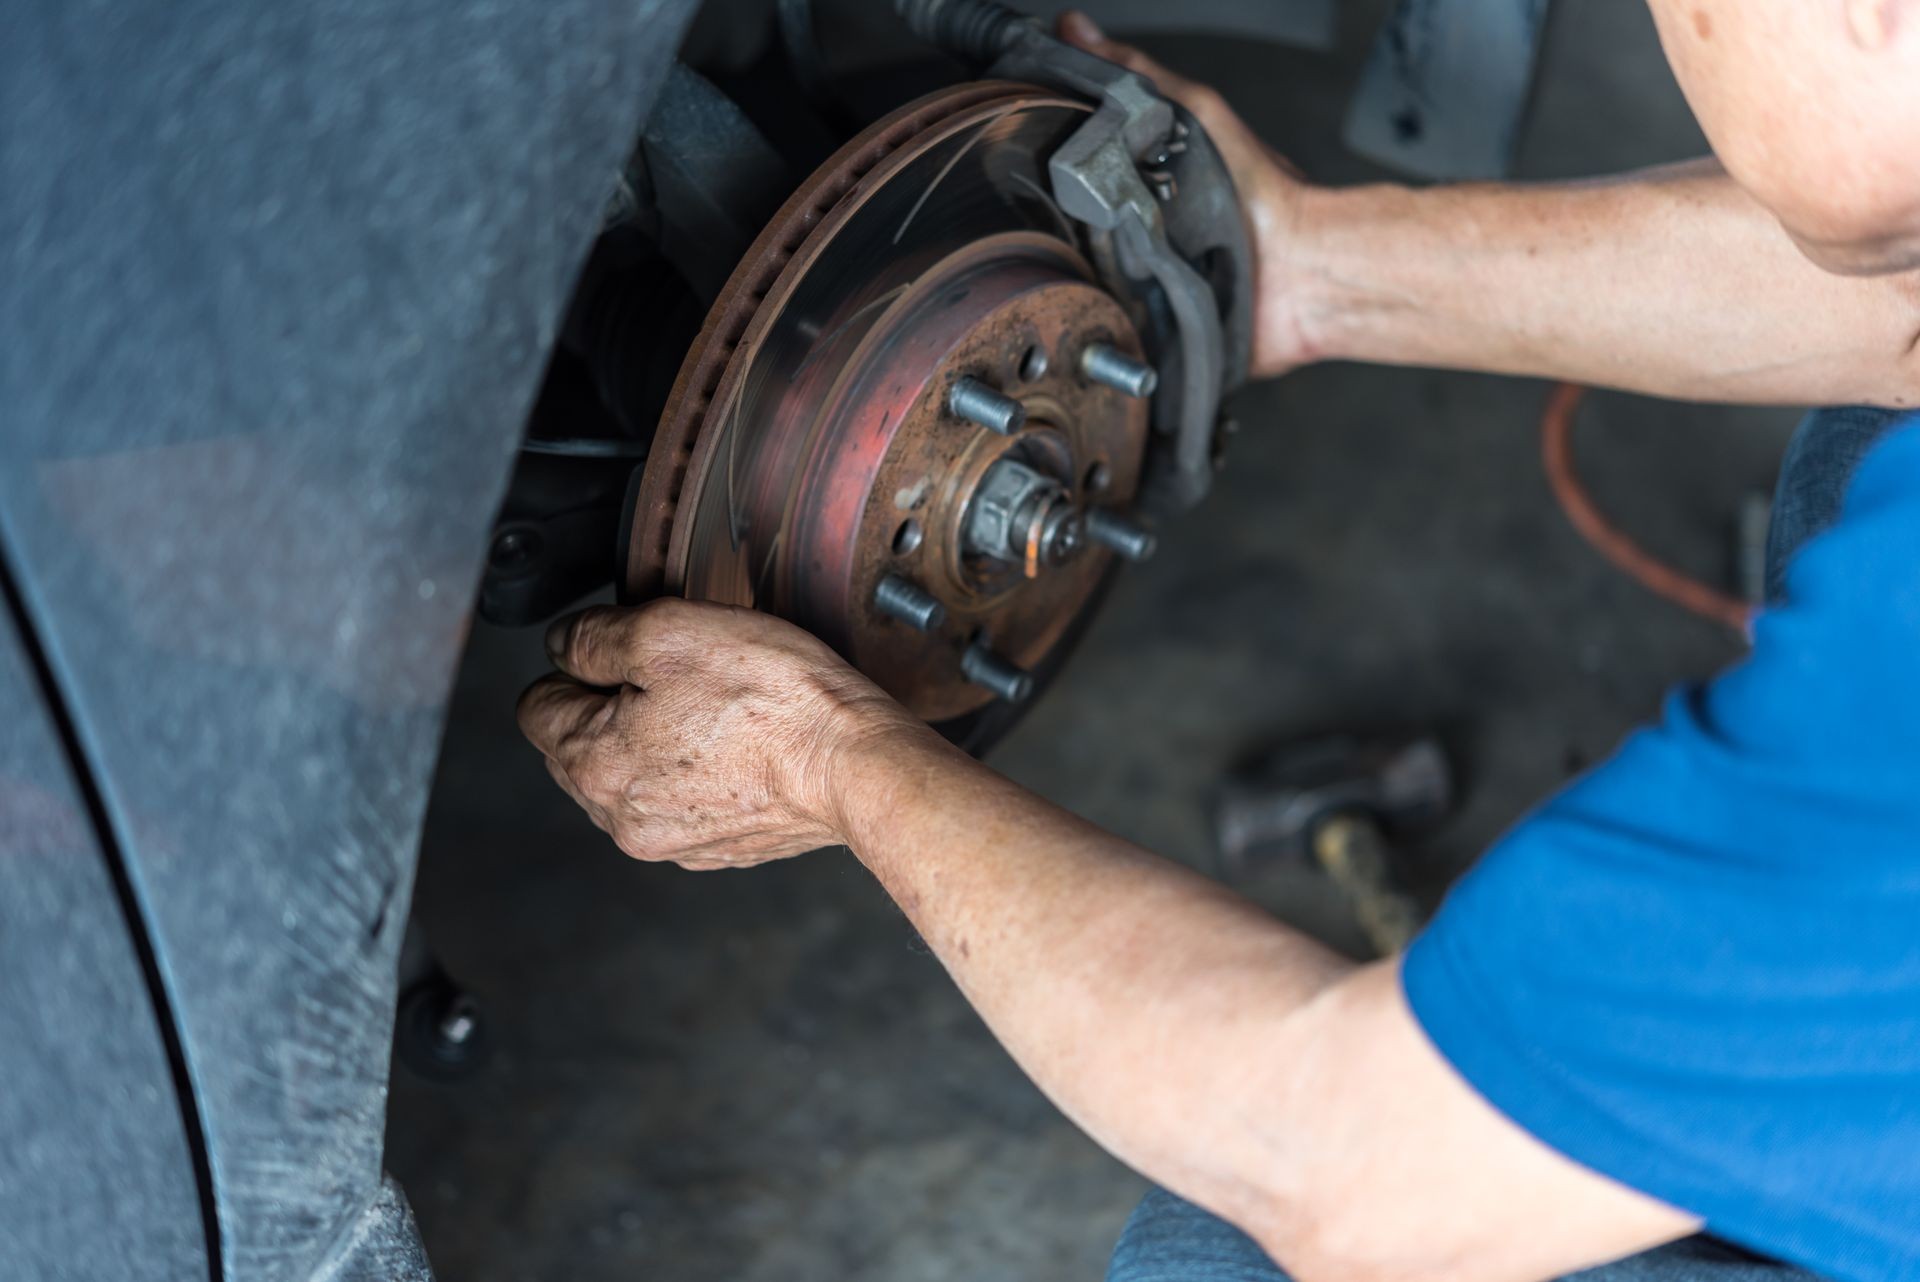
(387, 3, 1802, 1277)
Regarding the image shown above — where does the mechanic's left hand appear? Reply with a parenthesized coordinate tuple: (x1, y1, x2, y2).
(1059, 11, 1318, 379)
(517, 599, 924, 869)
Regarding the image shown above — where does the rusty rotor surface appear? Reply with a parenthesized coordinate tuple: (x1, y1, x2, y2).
(624, 83, 1153, 724)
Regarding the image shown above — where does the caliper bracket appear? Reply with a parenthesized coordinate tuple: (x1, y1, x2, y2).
(895, 0, 1255, 512)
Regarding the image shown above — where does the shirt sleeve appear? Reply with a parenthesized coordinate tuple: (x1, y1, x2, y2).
(1399, 422, 1920, 1282)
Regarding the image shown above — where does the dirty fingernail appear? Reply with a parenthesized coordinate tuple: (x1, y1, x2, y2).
(544, 613, 576, 665)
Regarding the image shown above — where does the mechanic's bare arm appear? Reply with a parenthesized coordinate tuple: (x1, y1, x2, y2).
(520, 600, 1697, 1282)
(1061, 15, 1920, 408)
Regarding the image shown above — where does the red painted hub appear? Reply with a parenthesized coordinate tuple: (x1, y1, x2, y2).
(624, 85, 1152, 725)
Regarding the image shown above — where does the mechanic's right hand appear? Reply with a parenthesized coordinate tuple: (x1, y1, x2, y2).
(1058, 11, 1318, 380)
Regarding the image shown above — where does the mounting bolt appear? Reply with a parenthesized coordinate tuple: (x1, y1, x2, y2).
(961, 641, 1034, 703)
(949, 376, 1026, 435)
(873, 575, 946, 632)
(1081, 344, 1159, 399)
(1085, 509, 1158, 563)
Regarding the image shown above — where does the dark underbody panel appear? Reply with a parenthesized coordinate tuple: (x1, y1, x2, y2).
(1, 0, 700, 1273)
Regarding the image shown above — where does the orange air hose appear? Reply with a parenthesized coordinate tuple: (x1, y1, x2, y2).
(1539, 383, 1755, 637)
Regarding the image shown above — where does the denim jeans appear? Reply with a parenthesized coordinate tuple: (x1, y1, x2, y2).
(1106, 1187, 1827, 1282)
(1105, 405, 1912, 1282)
(1763, 405, 1910, 605)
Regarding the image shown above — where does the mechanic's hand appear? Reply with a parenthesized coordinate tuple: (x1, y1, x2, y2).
(516, 599, 925, 870)
(1058, 11, 1317, 379)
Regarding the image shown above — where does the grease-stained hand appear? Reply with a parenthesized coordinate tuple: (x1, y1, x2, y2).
(1058, 11, 1319, 379)
(516, 599, 923, 869)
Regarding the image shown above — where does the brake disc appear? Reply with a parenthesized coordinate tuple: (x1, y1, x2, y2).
(622, 83, 1161, 730)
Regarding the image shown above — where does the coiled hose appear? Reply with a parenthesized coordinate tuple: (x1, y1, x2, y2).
(1541, 383, 1754, 637)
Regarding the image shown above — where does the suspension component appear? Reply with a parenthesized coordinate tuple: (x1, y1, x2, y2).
(623, 86, 1167, 736)
(892, 0, 1027, 62)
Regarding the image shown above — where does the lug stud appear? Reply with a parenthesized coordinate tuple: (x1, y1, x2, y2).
(949, 376, 1026, 435)
(961, 641, 1034, 703)
(1085, 509, 1158, 563)
(873, 575, 946, 632)
(1081, 343, 1159, 398)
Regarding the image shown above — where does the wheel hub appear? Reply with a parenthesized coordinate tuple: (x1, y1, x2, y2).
(623, 84, 1160, 728)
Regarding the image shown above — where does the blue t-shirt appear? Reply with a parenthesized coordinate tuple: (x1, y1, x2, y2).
(1402, 416, 1920, 1282)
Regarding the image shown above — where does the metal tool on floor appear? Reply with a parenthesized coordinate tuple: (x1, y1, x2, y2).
(1213, 735, 1453, 956)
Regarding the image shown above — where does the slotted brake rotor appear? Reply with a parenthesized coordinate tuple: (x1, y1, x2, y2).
(623, 82, 1159, 729)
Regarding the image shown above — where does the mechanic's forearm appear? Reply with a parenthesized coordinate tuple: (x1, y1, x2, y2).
(833, 726, 1353, 1232)
(1294, 159, 1920, 407)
